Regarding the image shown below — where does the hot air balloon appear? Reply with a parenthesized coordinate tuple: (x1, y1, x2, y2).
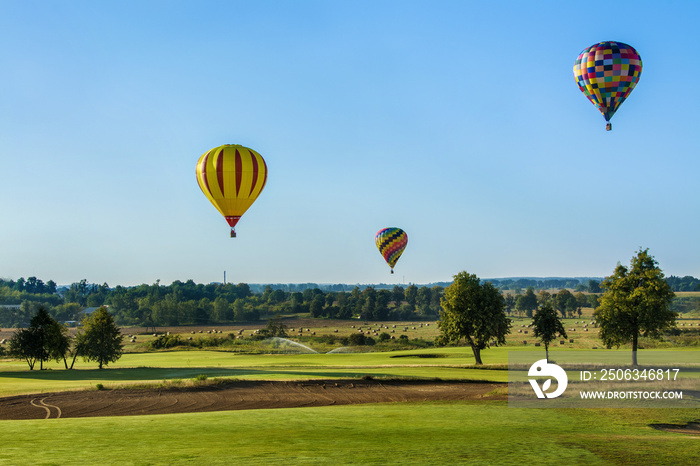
(573, 41, 642, 130)
(375, 227, 408, 274)
(196, 144, 268, 237)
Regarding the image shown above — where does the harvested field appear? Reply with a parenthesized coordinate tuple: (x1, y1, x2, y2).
(0, 379, 505, 420)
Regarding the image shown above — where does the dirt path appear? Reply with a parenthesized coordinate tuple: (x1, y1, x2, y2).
(0, 379, 505, 420)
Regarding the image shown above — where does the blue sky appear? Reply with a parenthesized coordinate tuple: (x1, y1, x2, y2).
(1, 1, 699, 287)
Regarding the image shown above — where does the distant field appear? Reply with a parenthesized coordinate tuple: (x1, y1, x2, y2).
(111, 313, 700, 354)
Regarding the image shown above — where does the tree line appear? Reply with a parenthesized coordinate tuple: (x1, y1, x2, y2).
(0, 279, 446, 328)
(1, 270, 696, 329)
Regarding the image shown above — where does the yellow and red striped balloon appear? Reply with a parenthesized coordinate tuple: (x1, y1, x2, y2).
(375, 227, 408, 274)
(196, 144, 268, 237)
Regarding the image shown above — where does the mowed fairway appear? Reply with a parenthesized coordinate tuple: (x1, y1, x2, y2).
(0, 347, 512, 397)
(1, 401, 699, 465)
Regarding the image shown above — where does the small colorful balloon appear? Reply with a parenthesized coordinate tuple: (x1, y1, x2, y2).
(573, 41, 642, 131)
(375, 227, 408, 274)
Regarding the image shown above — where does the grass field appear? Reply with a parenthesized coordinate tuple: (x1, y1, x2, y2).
(1, 400, 698, 465)
(1, 318, 699, 465)
(0, 347, 510, 396)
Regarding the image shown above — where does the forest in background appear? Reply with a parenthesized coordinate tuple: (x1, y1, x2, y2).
(0, 275, 698, 328)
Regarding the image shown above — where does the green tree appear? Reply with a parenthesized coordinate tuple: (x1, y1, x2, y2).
(75, 306, 124, 369)
(7, 307, 69, 370)
(391, 286, 405, 305)
(554, 289, 577, 318)
(256, 315, 288, 339)
(8, 328, 41, 370)
(404, 285, 418, 309)
(504, 294, 516, 315)
(437, 271, 511, 365)
(310, 295, 325, 317)
(515, 288, 538, 317)
(594, 248, 676, 366)
(531, 303, 567, 362)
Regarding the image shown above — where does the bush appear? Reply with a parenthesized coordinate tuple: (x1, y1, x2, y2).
(149, 334, 184, 349)
(348, 333, 376, 346)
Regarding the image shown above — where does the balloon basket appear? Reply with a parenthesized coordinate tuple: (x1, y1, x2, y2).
(390, 270, 394, 274)
(606, 122, 612, 131)
(230, 228, 237, 238)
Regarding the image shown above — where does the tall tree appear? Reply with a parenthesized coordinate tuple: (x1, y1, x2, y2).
(516, 288, 538, 317)
(554, 289, 578, 318)
(8, 328, 41, 370)
(594, 248, 676, 365)
(404, 285, 418, 309)
(7, 307, 69, 370)
(531, 303, 567, 362)
(437, 272, 511, 365)
(75, 306, 124, 369)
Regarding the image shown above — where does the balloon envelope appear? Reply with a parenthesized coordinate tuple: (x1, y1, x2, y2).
(573, 41, 642, 128)
(196, 144, 268, 234)
(375, 227, 408, 273)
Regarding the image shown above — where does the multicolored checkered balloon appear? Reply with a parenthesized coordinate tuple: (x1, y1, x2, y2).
(375, 227, 408, 274)
(573, 41, 642, 130)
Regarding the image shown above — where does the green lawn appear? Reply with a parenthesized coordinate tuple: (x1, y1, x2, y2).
(1, 347, 699, 464)
(3, 346, 699, 397)
(0, 347, 510, 396)
(1, 401, 698, 465)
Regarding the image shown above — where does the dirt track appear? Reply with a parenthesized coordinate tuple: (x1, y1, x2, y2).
(0, 379, 505, 420)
